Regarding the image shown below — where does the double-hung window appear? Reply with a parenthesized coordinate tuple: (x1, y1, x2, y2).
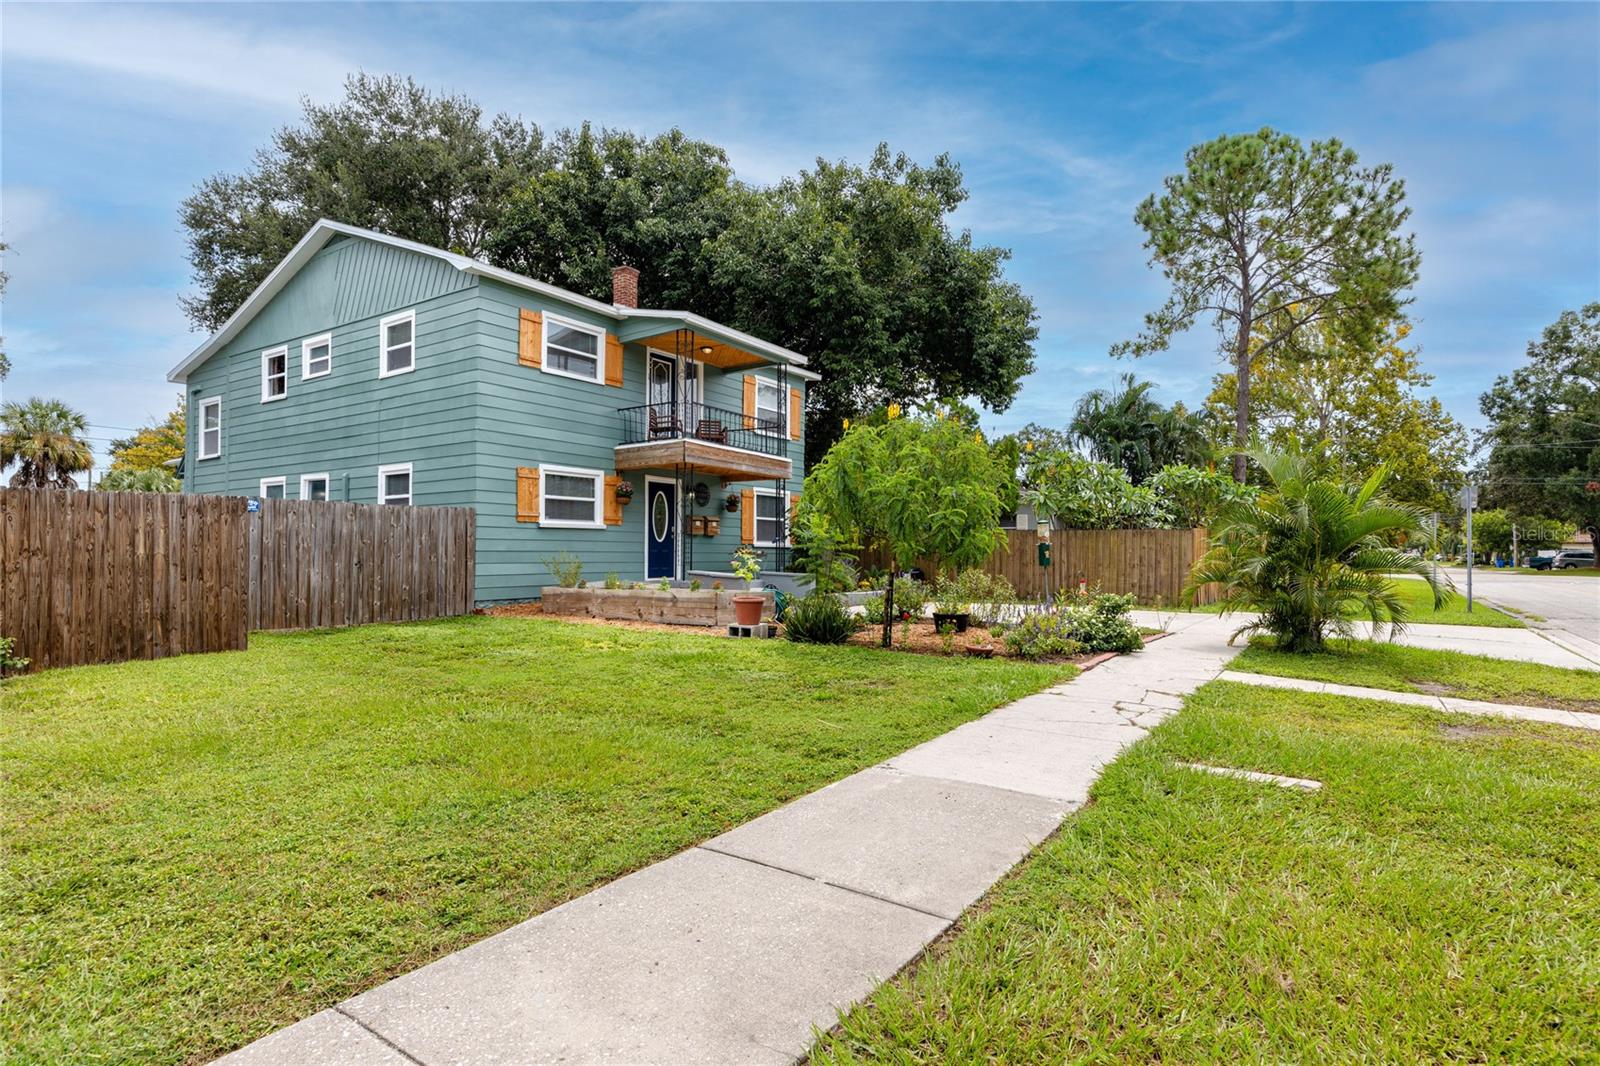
(542, 315, 604, 383)
(377, 463, 413, 506)
(259, 476, 287, 499)
(755, 378, 784, 434)
(261, 346, 288, 402)
(753, 488, 789, 546)
(302, 333, 332, 379)
(540, 466, 603, 527)
(198, 397, 222, 459)
(380, 311, 415, 377)
(300, 473, 330, 501)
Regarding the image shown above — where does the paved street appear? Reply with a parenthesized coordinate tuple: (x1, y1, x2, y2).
(1445, 567, 1600, 664)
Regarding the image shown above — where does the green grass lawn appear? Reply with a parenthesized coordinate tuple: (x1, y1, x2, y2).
(1, 616, 1073, 1065)
(1198, 576, 1523, 628)
(1231, 639, 1600, 712)
(812, 683, 1600, 1063)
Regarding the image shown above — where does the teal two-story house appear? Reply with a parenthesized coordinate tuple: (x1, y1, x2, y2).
(169, 220, 816, 603)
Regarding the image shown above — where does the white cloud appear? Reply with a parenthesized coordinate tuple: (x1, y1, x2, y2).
(0, 3, 355, 108)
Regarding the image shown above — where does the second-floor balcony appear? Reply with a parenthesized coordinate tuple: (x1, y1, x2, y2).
(615, 401, 792, 481)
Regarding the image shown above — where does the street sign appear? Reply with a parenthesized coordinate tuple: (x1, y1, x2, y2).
(1456, 484, 1478, 510)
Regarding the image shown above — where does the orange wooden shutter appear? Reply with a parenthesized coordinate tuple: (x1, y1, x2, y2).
(788, 387, 803, 439)
(516, 466, 539, 522)
(604, 335, 624, 387)
(740, 489, 755, 542)
(742, 375, 757, 429)
(603, 475, 624, 525)
(518, 309, 543, 367)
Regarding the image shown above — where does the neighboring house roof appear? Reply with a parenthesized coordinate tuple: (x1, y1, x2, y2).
(167, 219, 815, 383)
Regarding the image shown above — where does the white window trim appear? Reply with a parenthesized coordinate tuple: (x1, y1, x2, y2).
(541, 312, 606, 385)
(300, 473, 331, 501)
(261, 345, 289, 403)
(377, 462, 413, 506)
(379, 310, 417, 379)
(259, 476, 287, 499)
(197, 396, 222, 460)
(751, 486, 790, 548)
(539, 463, 605, 528)
(301, 333, 333, 380)
(753, 375, 785, 437)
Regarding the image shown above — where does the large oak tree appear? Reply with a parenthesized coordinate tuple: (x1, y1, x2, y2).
(181, 82, 1038, 464)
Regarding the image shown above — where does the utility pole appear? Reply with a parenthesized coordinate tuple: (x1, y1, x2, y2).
(1458, 483, 1478, 613)
(1511, 523, 1519, 569)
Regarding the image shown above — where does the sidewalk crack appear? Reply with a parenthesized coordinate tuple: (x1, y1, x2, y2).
(333, 1006, 431, 1066)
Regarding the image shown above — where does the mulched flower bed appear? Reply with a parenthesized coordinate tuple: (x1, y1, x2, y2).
(486, 603, 1162, 669)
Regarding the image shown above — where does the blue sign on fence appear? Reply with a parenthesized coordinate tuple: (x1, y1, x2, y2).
(247, 498, 261, 513)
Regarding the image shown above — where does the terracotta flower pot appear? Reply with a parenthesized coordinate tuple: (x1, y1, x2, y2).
(732, 594, 764, 625)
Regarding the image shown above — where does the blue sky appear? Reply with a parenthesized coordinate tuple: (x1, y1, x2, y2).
(2, 2, 1596, 475)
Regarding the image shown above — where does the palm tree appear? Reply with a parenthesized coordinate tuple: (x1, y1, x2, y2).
(1185, 447, 1448, 653)
(1069, 373, 1209, 483)
(1, 397, 94, 488)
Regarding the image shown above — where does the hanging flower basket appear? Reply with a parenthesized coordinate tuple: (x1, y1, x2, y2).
(614, 480, 634, 503)
(725, 492, 741, 513)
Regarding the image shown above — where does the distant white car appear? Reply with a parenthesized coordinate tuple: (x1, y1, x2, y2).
(1553, 550, 1596, 570)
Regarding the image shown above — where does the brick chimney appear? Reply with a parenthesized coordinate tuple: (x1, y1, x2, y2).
(611, 265, 640, 308)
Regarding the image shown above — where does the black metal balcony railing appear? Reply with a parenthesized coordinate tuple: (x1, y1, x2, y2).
(619, 401, 788, 457)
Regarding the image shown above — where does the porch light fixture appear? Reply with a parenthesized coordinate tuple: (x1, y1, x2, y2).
(699, 345, 714, 356)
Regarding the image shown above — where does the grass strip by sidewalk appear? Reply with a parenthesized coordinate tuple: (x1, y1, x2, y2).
(2, 615, 1074, 1066)
(1196, 577, 1523, 628)
(1229, 639, 1600, 712)
(812, 682, 1600, 1064)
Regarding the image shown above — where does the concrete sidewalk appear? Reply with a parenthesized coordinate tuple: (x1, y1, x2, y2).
(218, 615, 1243, 1066)
(1218, 669, 1600, 731)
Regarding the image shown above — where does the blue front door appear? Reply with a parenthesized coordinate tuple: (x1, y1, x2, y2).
(647, 480, 676, 579)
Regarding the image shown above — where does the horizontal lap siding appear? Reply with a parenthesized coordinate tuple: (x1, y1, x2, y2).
(183, 239, 481, 516)
(473, 281, 644, 601)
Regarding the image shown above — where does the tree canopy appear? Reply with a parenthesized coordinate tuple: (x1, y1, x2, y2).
(2, 397, 94, 489)
(1478, 303, 1600, 563)
(108, 398, 186, 473)
(1068, 373, 1209, 484)
(802, 411, 1004, 644)
(180, 74, 545, 333)
(181, 79, 1039, 467)
(1116, 128, 1420, 481)
(1205, 319, 1468, 512)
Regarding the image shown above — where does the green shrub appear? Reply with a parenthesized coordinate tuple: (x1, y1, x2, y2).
(783, 592, 858, 644)
(604, 573, 622, 590)
(1003, 614, 1082, 660)
(1060, 591, 1144, 653)
(862, 577, 927, 625)
(0, 635, 29, 678)
(542, 552, 583, 588)
(950, 569, 1016, 625)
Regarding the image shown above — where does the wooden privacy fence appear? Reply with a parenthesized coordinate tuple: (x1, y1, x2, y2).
(1, 488, 248, 671)
(867, 528, 1217, 606)
(983, 528, 1216, 606)
(248, 497, 474, 631)
(0, 487, 475, 673)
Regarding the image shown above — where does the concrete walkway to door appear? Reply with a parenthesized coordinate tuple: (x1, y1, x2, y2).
(216, 612, 1244, 1066)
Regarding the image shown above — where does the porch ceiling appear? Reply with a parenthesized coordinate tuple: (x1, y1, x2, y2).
(614, 439, 792, 481)
(627, 329, 770, 371)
